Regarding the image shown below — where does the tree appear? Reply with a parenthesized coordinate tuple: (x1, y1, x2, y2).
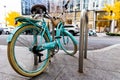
(5, 11, 21, 27)
(103, 1, 120, 32)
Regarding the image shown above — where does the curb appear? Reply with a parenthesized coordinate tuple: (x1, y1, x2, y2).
(87, 44, 120, 53)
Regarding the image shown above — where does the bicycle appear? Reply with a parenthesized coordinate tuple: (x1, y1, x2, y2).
(7, 0, 78, 77)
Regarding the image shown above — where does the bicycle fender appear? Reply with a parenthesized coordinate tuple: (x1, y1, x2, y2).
(7, 23, 32, 43)
(63, 30, 78, 45)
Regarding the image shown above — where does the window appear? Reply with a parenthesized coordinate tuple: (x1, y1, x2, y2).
(21, 0, 47, 15)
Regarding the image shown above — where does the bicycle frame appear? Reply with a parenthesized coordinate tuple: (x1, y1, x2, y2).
(7, 17, 78, 52)
(36, 19, 77, 51)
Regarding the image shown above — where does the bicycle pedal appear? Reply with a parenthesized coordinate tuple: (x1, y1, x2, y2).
(38, 53, 43, 62)
(39, 57, 42, 62)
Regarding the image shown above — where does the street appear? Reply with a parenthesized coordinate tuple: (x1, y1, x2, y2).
(0, 34, 120, 50)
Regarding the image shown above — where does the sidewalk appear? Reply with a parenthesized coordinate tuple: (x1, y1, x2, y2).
(0, 44, 120, 80)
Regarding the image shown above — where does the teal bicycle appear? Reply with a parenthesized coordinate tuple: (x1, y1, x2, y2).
(7, 2, 78, 77)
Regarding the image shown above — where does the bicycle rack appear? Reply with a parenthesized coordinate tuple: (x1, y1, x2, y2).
(78, 9, 88, 73)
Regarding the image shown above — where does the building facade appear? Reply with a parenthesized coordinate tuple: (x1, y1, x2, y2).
(21, 0, 115, 14)
(21, 0, 81, 14)
(21, 0, 117, 32)
(21, 0, 47, 15)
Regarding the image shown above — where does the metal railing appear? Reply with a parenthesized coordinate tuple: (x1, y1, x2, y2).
(78, 9, 88, 73)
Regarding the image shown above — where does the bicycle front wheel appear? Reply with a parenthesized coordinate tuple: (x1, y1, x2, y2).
(8, 25, 50, 77)
(60, 31, 77, 56)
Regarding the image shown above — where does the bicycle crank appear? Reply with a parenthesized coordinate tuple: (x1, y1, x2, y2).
(32, 46, 44, 62)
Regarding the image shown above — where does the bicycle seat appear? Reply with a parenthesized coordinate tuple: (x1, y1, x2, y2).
(15, 16, 40, 23)
(31, 4, 47, 14)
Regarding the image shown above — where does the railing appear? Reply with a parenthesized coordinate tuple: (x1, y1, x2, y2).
(78, 9, 88, 73)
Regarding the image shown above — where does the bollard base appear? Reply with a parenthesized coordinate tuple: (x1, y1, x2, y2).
(78, 70, 83, 73)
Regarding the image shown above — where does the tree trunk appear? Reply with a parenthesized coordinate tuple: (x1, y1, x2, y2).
(110, 20, 115, 33)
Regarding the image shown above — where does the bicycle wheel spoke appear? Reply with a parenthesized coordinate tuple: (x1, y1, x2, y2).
(16, 37, 31, 48)
(8, 25, 50, 77)
(60, 31, 77, 55)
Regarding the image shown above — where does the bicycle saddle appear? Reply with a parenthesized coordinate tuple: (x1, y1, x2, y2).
(31, 4, 47, 14)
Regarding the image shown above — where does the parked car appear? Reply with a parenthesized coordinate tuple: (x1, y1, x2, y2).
(51, 24, 79, 36)
(64, 24, 79, 36)
(3, 27, 14, 34)
(88, 29, 97, 36)
(0, 28, 3, 35)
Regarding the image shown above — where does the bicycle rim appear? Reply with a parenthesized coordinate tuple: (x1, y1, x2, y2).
(60, 32, 77, 55)
(8, 25, 50, 77)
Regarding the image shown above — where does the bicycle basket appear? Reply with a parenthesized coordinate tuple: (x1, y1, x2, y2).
(51, 18, 64, 27)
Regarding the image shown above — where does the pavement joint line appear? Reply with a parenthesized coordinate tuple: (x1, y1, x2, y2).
(52, 61, 78, 67)
(85, 65, 120, 74)
(0, 72, 27, 79)
(54, 65, 65, 80)
(87, 44, 120, 52)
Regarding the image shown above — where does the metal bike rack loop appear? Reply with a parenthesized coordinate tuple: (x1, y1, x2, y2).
(78, 9, 88, 73)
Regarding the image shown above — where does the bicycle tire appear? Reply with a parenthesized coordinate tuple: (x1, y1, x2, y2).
(8, 25, 50, 77)
(60, 31, 77, 56)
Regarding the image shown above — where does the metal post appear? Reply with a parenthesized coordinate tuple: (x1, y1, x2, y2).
(78, 14, 84, 73)
(84, 11, 88, 59)
(78, 9, 88, 73)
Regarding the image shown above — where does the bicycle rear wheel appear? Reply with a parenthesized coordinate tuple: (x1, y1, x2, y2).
(8, 25, 50, 77)
(60, 31, 77, 56)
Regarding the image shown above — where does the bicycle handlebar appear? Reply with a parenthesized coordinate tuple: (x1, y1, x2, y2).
(31, 0, 70, 20)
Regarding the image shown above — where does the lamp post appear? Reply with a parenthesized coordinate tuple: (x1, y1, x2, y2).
(47, 0, 50, 13)
(4, 5, 7, 27)
(73, 6, 77, 24)
(93, 2, 97, 30)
